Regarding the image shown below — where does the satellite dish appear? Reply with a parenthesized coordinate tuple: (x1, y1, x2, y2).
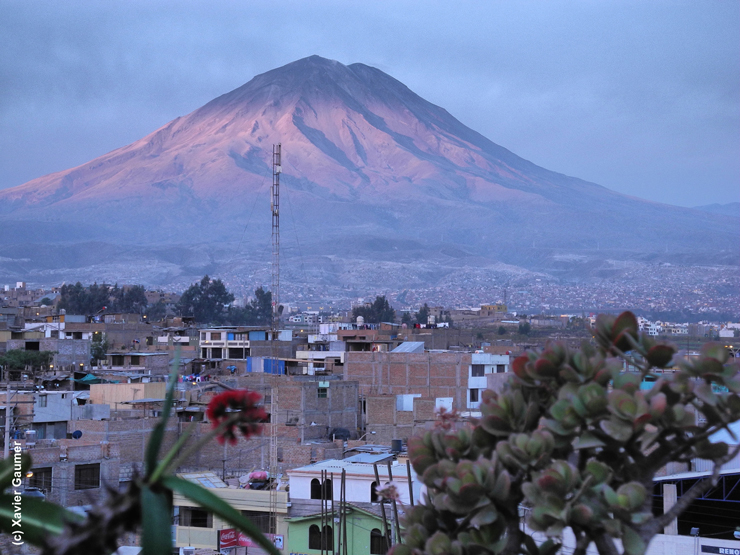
(238, 475, 249, 485)
(71, 430, 82, 439)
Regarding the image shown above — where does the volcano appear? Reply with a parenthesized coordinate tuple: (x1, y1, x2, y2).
(0, 55, 736, 287)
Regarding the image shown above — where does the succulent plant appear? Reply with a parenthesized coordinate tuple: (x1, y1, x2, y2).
(393, 311, 740, 555)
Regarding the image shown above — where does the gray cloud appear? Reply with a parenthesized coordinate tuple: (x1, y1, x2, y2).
(1, 0, 737, 207)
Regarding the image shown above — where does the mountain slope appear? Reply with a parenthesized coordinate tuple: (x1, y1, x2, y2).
(0, 55, 736, 284)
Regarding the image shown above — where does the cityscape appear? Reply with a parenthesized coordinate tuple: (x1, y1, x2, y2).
(0, 3, 738, 555)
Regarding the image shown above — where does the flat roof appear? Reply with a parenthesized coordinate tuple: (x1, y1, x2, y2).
(653, 466, 740, 482)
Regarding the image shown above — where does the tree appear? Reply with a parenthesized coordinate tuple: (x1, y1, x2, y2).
(40, 297, 53, 306)
(352, 296, 395, 324)
(395, 312, 740, 555)
(227, 287, 273, 326)
(111, 284, 148, 313)
(145, 299, 168, 322)
(177, 275, 234, 324)
(498, 325, 507, 335)
(0, 349, 55, 380)
(415, 303, 430, 326)
(90, 335, 109, 365)
(519, 321, 531, 335)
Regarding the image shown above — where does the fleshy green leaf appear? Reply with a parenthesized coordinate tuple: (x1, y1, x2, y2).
(600, 418, 633, 442)
(622, 526, 646, 555)
(141, 485, 173, 555)
(0, 453, 31, 491)
(162, 475, 280, 555)
(0, 493, 84, 546)
(574, 432, 606, 450)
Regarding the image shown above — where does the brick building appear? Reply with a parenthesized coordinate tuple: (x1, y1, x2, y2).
(25, 439, 120, 507)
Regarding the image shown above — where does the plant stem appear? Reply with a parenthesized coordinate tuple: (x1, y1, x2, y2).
(149, 414, 243, 484)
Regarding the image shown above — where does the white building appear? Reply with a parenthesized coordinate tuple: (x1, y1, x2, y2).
(287, 454, 421, 505)
(468, 352, 510, 410)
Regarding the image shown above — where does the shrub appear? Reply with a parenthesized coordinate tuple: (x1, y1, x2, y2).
(396, 312, 740, 555)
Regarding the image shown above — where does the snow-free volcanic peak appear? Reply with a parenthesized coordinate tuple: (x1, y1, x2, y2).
(0, 55, 736, 284)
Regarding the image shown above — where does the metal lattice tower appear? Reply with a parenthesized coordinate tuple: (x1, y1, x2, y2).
(271, 144, 281, 328)
(268, 143, 281, 538)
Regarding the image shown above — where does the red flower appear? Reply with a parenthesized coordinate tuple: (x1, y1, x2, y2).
(206, 390, 267, 445)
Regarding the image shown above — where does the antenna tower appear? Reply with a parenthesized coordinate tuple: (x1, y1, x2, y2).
(269, 144, 281, 538)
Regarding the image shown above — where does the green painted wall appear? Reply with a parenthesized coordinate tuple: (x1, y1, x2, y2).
(287, 509, 391, 555)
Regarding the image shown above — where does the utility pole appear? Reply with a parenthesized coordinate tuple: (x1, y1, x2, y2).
(268, 143, 281, 540)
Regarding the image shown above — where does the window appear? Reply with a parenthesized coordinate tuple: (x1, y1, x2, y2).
(228, 348, 245, 359)
(74, 463, 100, 490)
(181, 507, 212, 528)
(318, 388, 328, 399)
(311, 478, 322, 499)
(130, 356, 140, 365)
(471, 364, 485, 377)
(370, 529, 388, 555)
(308, 525, 333, 551)
(38, 395, 47, 408)
(201, 332, 206, 341)
(112, 355, 124, 366)
(310, 478, 332, 500)
(29, 467, 52, 492)
(211, 332, 221, 341)
(496, 364, 506, 373)
(241, 510, 274, 534)
(470, 389, 479, 403)
(370, 481, 379, 503)
(211, 348, 222, 359)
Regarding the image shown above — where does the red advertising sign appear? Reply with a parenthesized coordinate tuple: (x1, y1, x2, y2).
(219, 528, 239, 549)
(219, 529, 284, 550)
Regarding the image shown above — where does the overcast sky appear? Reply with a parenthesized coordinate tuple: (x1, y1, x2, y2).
(1, 1, 738, 207)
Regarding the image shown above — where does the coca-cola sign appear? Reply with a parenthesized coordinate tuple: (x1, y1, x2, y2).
(219, 529, 284, 550)
(219, 528, 238, 548)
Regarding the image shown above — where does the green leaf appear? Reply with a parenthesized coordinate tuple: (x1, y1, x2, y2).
(146, 349, 180, 476)
(622, 526, 646, 555)
(0, 453, 31, 491)
(0, 493, 83, 546)
(141, 485, 173, 555)
(538, 539, 561, 555)
(470, 506, 498, 526)
(585, 460, 611, 484)
(574, 432, 606, 450)
(600, 418, 633, 442)
(694, 382, 719, 407)
(162, 476, 280, 555)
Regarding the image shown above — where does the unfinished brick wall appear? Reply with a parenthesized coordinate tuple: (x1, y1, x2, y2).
(345, 351, 471, 409)
(236, 374, 359, 443)
(71, 416, 179, 481)
(25, 441, 120, 507)
(364, 395, 412, 444)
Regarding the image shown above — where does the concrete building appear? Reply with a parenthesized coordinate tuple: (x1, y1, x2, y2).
(172, 471, 288, 552)
(25, 439, 120, 507)
(467, 352, 510, 410)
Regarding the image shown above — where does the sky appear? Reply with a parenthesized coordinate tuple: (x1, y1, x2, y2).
(1, 1, 738, 208)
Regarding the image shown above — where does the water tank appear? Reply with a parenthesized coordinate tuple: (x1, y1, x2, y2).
(391, 439, 403, 453)
(356, 315, 365, 326)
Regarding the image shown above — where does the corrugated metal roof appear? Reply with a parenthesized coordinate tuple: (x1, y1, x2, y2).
(178, 472, 227, 488)
(392, 342, 425, 353)
(343, 453, 394, 464)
